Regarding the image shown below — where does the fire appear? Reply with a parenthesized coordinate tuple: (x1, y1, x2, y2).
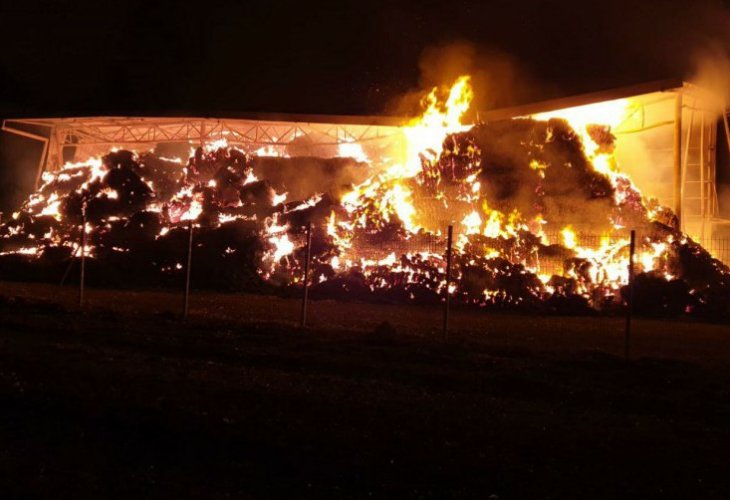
(39, 193, 62, 220)
(255, 144, 288, 157)
(403, 75, 474, 175)
(338, 76, 474, 235)
(272, 191, 288, 205)
(561, 226, 577, 250)
(270, 232, 294, 263)
(461, 210, 482, 235)
(180, 198, 203, 221)
(262, 213, 296, 274)
(378, 183, 418, 232)
(533, 99, 629, 158)
(337, 139, 370, 164)
(531, 99, 646, 208)
(0, 73, 727, 317)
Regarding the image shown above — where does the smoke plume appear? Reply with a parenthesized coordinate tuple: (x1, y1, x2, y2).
(388, 41, 550, 119)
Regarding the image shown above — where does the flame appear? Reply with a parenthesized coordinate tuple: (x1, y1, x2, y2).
(1, 72, 724, 313)
(264, 214, 295, 270)
(461, 210, 482, 235)
(39, 193, 62, 220)
(337, 139, 370, 163)
(243, 170, 258, 185)
(338, 76, 474, 234)
(379, 183, 417, 232)
(255, 144, 288, 157)
(533, 99, 629, 158)
(272, 191, 288, 205)
(561, 226, 577, 250)
(180, 199, 203, 221)
(531, 99, 641, 199)
(205, 138, 229, 152)
(403, 75, 474, 176)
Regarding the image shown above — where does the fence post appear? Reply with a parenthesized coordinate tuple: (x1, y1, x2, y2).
(79, 204, 87, 308)
(443, 225, 453, 339)
(300, 222, 313, 328)
(183, 220, 194, 319)
(625, 229, 636, 360)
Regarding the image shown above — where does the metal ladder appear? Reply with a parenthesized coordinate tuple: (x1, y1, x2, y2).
(680, 96, 719, 242)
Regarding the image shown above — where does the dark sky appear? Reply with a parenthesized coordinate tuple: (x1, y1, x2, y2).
(1, 0, 729, 117)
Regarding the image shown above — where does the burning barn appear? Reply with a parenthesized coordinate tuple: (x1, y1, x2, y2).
(482, 78, 730, 257)
(1, 77, 729, 318)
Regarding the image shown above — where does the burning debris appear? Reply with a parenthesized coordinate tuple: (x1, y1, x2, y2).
(0, 77, 728, 318)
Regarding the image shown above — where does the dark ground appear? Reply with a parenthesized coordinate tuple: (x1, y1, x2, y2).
(0, 283, 729, 498)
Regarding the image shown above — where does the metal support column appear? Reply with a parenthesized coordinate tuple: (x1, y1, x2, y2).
(673, 92, 683, 227)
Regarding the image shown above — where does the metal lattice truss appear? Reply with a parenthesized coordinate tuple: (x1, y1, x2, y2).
(1, 115, 406, 184)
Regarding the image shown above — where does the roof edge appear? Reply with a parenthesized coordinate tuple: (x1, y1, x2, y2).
(478, 78, 686, 122)
(3, 111, 407, 128)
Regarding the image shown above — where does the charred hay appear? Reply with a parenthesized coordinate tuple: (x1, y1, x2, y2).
(0, 117, 728, 320)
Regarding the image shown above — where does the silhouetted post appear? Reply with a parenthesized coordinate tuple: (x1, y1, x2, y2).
(60, 247, 78, 286)
(79, 204, 87, 308)
(183, 220, 194, 319)
(300, 222, 313, 328)
(625, 230, 636, 360)
(443, 225, 453, 339)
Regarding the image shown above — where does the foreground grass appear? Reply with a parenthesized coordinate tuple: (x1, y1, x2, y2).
(1, 281, 729, 364)
(0, 285, 728, 497)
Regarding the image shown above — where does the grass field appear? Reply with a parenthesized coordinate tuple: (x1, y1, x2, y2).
(0, 282, 729, 497)
(2, 281, 730, 364)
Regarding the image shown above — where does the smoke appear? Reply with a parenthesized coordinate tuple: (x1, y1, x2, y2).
(387, 41, 550, 119)
(691, 44, 730, 113)
(252, 156, 369, 201)
(690, 43, 730, 222)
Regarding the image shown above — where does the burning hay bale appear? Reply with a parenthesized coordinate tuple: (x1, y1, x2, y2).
(252, 156, 370, 201)
(0, 90, 729, 320)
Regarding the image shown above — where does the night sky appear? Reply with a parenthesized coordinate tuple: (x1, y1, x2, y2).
(1, 0, 729, 117)
(0, 0, 729, 211)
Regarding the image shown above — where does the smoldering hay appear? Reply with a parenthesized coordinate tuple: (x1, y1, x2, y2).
(0, 118, 729, 319)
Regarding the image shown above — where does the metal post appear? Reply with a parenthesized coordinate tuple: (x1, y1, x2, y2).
(709, 113, 719, 216)
(35, 136, 50, 190)
(700, 111, 706, 243)
(300, 222, 313, 328)
(681, 102, 694, 232)
(79, 205, 87, 308)
(443, 225, 453, 339)
(722, 111, 730, 159)
(183, 220, 194, 319)
(673, 92, 683, 227)
(625, 230, 636, 360)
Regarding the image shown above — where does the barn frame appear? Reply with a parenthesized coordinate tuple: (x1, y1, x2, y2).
(3, 78, 730, 259)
